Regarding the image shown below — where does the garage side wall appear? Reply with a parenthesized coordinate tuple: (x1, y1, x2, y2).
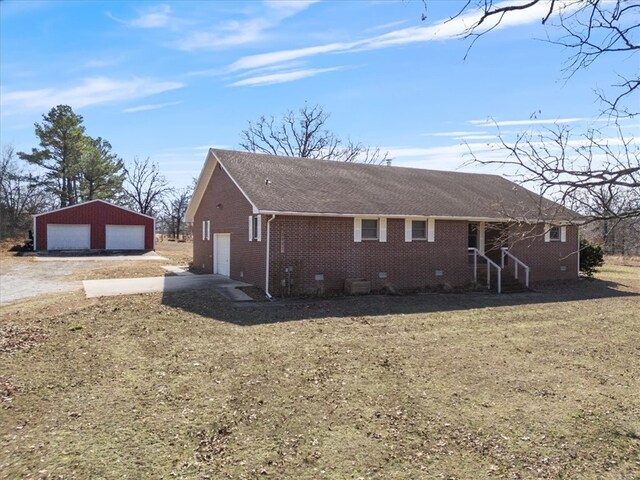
(193, 164, 266, 289)
(36, 203, 154, 251)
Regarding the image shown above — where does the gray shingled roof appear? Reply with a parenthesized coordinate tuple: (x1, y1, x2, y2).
(209, 148, 579, 221)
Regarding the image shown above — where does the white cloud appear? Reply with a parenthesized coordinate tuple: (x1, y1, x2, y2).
(1, 77, 184, 113)
(263, 0, 319, 16)
(365, 20, 409, 33)
(229, 41, 362, 71)
(123, 101, 182, 113)
(229, 0, 572, 72)
(174, 18, 271, 51)
(110, 4, 173, 29)
(423, 130, 488, 137)
(228, 67, 342, 87)
(84, 56, 124, 69)
(382, 142, 508, 173)
(454, 134, 498, 140)
(173, 0, 318, 51)
(469, 117, 587, 127)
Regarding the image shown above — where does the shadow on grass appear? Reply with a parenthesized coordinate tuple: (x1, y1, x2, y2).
(161, 276, 638, 326)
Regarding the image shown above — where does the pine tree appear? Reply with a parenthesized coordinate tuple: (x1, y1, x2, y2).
(18, 105, 125, 207)
(18, 105, 87, 207)
(80, 137, 124, 202)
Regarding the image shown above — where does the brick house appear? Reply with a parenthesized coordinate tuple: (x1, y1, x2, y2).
(185, 149, 582, 297)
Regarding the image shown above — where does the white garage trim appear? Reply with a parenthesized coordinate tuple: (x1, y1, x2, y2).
(47, 224, 91, 250)
(106, 225, 146, 250)
(33, 199, 154, 219)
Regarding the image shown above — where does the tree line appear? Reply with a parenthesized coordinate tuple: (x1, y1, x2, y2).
(0, 105, 192, 241)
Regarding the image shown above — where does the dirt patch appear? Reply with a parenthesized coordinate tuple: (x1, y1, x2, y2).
(0, 376, 18, 403)
(0, 324, 47, 353)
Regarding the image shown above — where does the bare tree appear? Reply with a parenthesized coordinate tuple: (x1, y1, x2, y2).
(0, 145, 50, 238)
(162, 187, 192, 240)
(468, 123, 639, 221)
(431, 1, 639, 225)
(240, 104, 391, 164)
(445, 0, 638, 113)
(122, 157, 170, 216)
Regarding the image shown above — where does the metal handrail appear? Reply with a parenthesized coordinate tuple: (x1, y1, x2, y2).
(468, 247, 502, 293)
(500, 247, 530, 288)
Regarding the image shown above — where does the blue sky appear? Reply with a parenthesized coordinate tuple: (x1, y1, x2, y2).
(1, 0, 637, 189)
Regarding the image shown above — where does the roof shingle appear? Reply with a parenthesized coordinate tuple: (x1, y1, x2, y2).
(201, 149, 579, 221)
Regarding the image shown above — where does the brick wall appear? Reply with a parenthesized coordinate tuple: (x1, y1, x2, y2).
(35, 201, 154, 251)
(268, 216, 472, 296)
(193, 164, 266, 288)
(507, 223, 579, 282)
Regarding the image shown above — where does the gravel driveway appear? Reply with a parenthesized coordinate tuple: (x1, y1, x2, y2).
(1, 259, 85, 304)
(1, 253, 169, 305)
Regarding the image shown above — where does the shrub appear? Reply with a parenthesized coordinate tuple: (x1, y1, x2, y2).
(580, 238, 604, 278)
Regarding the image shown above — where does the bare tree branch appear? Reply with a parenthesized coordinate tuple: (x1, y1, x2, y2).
(239, 104, 391, 165)
(122, 157, 170, 216)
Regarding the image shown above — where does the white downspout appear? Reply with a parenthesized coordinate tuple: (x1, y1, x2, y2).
(577, 224, 581, 277)
(265, 214, 276, 300)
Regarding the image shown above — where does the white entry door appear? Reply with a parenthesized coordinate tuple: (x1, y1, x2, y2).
(47, 224, 91, 250)
(105, 225, 145, 250)
(213, 233, 231, 276)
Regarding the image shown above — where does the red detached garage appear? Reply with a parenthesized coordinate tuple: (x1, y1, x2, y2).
(33, 200, 155, 252)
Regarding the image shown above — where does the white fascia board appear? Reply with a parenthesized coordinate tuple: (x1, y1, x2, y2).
(33, 199, 155, 220)
(257, 210, 579, 224)
(185, 149, 260, 223)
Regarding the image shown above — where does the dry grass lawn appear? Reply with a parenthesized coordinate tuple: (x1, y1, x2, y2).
(69, 240, 193, 280)
(1, 262, 639, 479)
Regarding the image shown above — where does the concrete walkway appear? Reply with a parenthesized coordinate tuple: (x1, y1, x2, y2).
(83, 274, 253, 301)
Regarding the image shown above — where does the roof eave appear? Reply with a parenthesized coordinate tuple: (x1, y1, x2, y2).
(257, 210, 584, 224)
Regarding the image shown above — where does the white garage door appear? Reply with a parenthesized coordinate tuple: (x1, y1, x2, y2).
(105, 225, 145, 250)
(47, 224, 91, 250)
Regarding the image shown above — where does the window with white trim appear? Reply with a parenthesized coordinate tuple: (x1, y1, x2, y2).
(549, 225, 560, 241)
(412, 220, 426, 240)
(361, 219, 378, 240)
(252, 215, 259, 240)
(206, 220, 210, 241)
(249, 215, 262, 242)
